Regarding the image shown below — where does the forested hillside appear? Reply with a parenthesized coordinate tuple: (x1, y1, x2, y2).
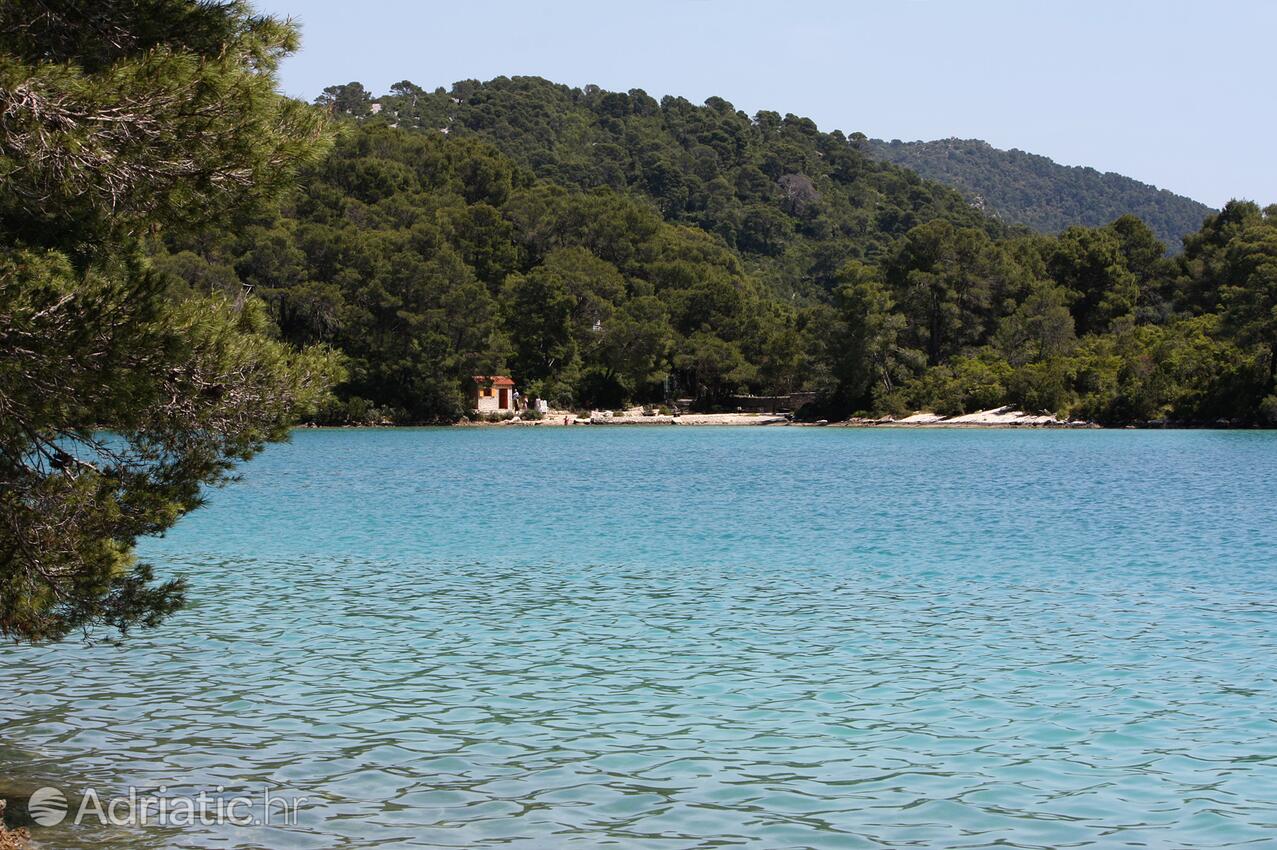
(158, 78, 1277, 426)
(164, 127, 799, 420)
(316, 77, 1001, 301)
(867, 138, 1214, 249)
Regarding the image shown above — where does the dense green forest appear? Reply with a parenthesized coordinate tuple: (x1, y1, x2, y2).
(317, 77, 1005, 299)
(161, 77, 1276, 426)
(867, 138, 1215, 249)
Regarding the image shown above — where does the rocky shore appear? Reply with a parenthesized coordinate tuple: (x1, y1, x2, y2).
(463, 405, 1092, 428)
(837, 406, 1094, 428)
(0, 801, 28, 850)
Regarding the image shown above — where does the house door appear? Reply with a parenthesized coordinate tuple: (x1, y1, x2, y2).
(499, 388, 510, 409)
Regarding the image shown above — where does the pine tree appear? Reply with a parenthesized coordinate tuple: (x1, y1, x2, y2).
(0, 1, 340, 643)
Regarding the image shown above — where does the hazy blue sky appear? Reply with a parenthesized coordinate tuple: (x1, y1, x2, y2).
(257, 0, 1274, 209)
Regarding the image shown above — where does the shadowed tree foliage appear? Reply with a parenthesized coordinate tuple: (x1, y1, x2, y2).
(804, 262, 907, 412)
(0, 0, 339, 643)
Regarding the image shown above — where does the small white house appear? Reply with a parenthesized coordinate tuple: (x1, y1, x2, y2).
(469, 375, 516, 413)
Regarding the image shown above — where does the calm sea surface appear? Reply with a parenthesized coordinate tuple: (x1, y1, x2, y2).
(3, 428, 1277, 848)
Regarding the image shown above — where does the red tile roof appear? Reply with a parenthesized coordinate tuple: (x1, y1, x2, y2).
(472, 375, 515, 387)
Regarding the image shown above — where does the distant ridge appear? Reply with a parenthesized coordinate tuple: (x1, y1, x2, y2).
(866, 137, 1214, 250)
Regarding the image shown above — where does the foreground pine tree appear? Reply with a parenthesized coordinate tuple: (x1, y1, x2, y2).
(0, 1, 340, 643)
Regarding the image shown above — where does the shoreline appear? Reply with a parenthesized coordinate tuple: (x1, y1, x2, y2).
(303, 409, 1271, 430)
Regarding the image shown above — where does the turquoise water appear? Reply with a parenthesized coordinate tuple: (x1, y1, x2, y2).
(4, 427, 1277, 848)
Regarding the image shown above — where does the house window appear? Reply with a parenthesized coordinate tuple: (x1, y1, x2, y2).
(481, 387, 493, 397)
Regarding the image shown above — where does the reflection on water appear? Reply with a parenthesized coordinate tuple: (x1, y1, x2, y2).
(3, 428, 1277, 848)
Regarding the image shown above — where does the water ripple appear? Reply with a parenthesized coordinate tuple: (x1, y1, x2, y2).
(3, 428, 1277, 848)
